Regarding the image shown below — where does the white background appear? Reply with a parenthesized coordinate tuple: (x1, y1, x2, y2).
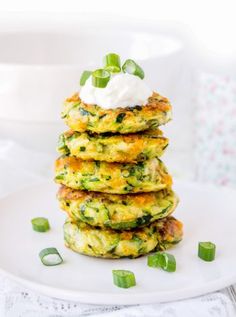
(0, 0, 236, 62)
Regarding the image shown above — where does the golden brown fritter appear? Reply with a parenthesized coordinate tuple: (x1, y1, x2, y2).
(58, 185, 178, 229)
(57, 129, 168, 163)
(55, 156, 172, 194)
(64, 216, 183, 258)
(61, 92, 172, 134)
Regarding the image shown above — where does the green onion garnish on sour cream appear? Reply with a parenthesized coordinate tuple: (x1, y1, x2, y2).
(122, 59, 145, 79)
(79, 53, 145, 88)
(92, 69, 111, 88)
(103, 53, 121, 73)
(80, 71, 92, 86)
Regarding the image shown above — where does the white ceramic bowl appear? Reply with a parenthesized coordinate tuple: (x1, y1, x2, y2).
(0, 16, 186, 153)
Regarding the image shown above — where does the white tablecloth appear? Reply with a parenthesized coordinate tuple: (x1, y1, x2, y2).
(0, 140, 235, 317)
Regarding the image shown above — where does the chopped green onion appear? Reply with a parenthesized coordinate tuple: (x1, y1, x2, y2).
(39, 248, 63, 266)
(122, 59, 144, 79)
(147, 253, 160, 268)
(103, 53, 121, 73)
(147, 252, 176, 272)
(198, 242, 216, 262)
(112, 270, 136, 288)
(80, 70, 92, 86)
(158, 253, 176, 272)
(92, 69, 111, 88)
(31, 217, 50, 232)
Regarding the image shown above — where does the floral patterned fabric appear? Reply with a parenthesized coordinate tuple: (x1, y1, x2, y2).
(194, 72, 236, 187)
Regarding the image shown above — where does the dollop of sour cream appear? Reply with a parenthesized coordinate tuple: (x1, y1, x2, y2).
(79, 73, 152, 109)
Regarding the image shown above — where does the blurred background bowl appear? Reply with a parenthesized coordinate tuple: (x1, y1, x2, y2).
(0, 17, 188, 153)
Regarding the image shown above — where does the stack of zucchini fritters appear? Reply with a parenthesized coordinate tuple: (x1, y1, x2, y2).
(55, 91, 183, 258)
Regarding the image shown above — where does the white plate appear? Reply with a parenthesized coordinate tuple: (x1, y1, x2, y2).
(0, 181, 235, 305)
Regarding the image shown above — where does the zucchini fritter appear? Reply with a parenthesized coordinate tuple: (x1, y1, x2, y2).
(64, 216, 183, 258)
(55, 156, 172, 194)
(58, 129, 168, 163)
(62, 92, 172, 134)
(58, 186, 178, 229)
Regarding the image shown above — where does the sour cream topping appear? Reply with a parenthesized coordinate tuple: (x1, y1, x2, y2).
(79, 73, 152, 109)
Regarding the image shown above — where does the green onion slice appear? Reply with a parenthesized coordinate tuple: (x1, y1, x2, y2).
(92, 69, 111, 88)
(112, 270, 136, 288)
(39, 248, 63, 266)
(31, 217, 50, 232)
(147, 253, 160, 268)
(158, 253, 176, 272)
(80, 70, 92, 86)
(122, 59, 144, 79)
(103, 53, 121, 73)
(198, 242, 216, 262)
(147, 252, 176, 272)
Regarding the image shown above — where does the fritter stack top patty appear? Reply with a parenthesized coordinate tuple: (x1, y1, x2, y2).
(61, 92, 172, 134)
(55, 156, 172, 194)
(64, 216, 183, 258)
(58, 129, 168, 163)
(58, 186, 179, 230)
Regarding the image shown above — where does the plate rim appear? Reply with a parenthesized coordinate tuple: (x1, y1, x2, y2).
(1, 266, 236, 305)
